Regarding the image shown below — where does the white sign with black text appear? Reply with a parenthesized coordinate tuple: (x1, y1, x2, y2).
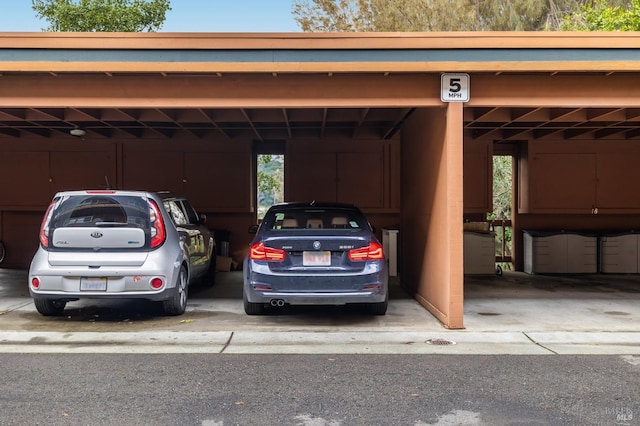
(441, 73, 470, 102)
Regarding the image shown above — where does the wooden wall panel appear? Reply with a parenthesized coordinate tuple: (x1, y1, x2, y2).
(463, 139, 492, 213)
(597, 153, 640, 210)
(288, 151, 336, 203)
(50, 150, 116, 193)
(184, 151, 250, 210)
(287, 138, 398, 212)
(337, 152, 383, 208)
(123, 149, 184, 194)
(0, 151, 50, 208)
(0, 212, 41, 268)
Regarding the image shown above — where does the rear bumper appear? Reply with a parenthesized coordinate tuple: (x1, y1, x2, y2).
(28, 249, 182, 302)
(244, 260, 388, 305)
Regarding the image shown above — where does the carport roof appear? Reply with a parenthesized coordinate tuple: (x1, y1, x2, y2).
(2, 32, 640, 141)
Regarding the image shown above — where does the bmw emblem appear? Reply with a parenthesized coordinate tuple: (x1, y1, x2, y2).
(313, 241, 321, 250)
(90, 231, 103, 239)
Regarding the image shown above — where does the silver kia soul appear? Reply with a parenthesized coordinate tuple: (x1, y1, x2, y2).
(29, 190, 216, 316)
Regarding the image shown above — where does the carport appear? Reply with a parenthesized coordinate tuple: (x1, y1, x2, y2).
(2, 32, 640, 329)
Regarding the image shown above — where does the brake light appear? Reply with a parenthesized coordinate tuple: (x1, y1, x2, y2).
(38, 200, 57, 248)
(148, 200, 166, 248)
(348, 242, 385, 262)
(250, 242, 286, 262)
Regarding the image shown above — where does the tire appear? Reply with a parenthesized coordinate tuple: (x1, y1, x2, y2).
(34, 298, 66, 316)
(243, 291, 264, 315)
(163, 266, 188, 316)
(367, 296, 388, 316)
(0, 240, 5, 264)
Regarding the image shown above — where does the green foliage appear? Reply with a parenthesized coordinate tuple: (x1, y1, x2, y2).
(489, 156, 512, 221)
(32, 0, 171, 32)
(562, 0, 640, 30)
(293, 0, 633, 31)
(489, 156, 513, 261)
(257, 155, 284, 219)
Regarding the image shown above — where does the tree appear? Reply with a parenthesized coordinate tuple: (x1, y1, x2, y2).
(32, 0, 171, 32)
(292, 0, 632, 32)
(257, 155, 284, 219)
(562, 0, 640, 30)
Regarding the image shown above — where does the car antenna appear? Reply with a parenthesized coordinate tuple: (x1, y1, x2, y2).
(104, 176, 112, 190)
(310, 200, 315, 206)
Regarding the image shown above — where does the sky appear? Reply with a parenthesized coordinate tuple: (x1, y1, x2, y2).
(0, 0, 301, 32)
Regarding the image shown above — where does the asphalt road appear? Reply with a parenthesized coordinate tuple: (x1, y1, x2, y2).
(1, 354, 638, 426)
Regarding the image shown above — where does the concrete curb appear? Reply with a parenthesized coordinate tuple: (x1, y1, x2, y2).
(1, 330, 639, 355)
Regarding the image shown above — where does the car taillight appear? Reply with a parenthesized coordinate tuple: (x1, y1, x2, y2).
(348, 242, 385, 262)
(38, 200, 56, 248)
(148, 200, 166, 249)
(250, 242, 286, 262)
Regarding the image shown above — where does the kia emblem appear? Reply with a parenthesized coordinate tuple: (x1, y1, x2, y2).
(90, 232, 103, 239)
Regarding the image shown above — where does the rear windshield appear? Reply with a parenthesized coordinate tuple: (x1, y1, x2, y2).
(49, 194, 150, 230)
(262, 206, 368, 231)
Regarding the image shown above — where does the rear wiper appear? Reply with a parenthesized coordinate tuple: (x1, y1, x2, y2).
(95, 221, 129, 227)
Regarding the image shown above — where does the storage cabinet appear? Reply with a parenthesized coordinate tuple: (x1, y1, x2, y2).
(528, 153, 596, 213)
(463, 231, 496, 275)
(519, 141, 640, 214)
(600, 233, 640, 273)
(287, 139, 398, 210)
(523, 231, 597, 274)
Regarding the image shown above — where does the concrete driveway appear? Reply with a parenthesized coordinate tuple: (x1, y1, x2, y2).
(1, 268, 639, 354)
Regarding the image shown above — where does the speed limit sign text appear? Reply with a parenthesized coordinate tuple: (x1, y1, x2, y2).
(441, 73, 470, 102)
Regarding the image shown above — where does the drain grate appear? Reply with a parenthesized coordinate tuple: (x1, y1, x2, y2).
(425, 338, 456, 346)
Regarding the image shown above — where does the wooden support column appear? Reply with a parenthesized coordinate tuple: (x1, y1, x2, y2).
(401, 103, 464, 329)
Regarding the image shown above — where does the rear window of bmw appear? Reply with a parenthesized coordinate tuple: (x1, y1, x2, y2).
(265, 207, 367, 231)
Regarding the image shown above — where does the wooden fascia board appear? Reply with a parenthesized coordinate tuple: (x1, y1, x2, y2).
(3, 60, 640, 74)
(2, 31, 640, 50)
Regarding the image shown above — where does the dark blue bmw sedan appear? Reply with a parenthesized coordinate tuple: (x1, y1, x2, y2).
(243, 202, 389, 315)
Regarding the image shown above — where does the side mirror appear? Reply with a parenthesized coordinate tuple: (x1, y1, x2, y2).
(248, 224, 259, 234)
(199, 213, 207, 224)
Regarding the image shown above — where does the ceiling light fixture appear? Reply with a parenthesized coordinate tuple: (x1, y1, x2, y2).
(70, 128, 86, 137)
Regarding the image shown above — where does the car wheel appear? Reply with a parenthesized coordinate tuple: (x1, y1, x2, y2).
(367, 298, 388, 316)
(34, 298, 66, 316)
(243, 291, 264, 315)
(163, 266, 188, 316)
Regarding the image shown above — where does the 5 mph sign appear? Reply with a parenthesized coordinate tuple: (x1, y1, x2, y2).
(441, 73, 470, 102)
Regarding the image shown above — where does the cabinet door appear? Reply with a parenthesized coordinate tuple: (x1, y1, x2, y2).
(596, 153, 640, 210)
(463, 232, 495, 274)
(337, 152, 383, 208)
(123, 149, 184, 194)
(50, 150, 115, 193)
(530, 153, 596, 212)
(526, 234, 568, 273)
(0, 151, 50, 206)
(289, 152, 336, 202)
(600, 235, 638, 273)
(463, 139, 492, 213)
(184, 151, 250, 210)
(566, 234, 597, 273)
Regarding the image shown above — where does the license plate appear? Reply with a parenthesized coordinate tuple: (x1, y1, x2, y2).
(303, 251, 331, 266)
(80, 277, 107, 291)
